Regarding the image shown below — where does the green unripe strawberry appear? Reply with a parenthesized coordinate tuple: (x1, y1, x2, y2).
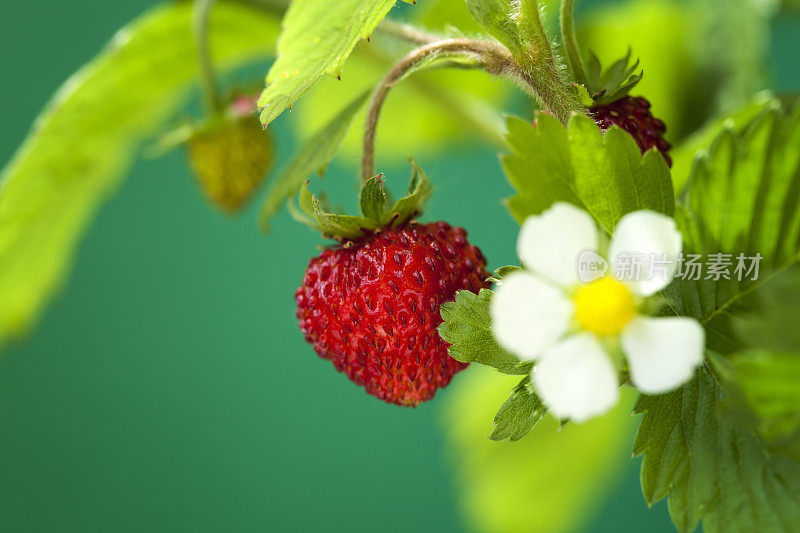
(186, 96, 273, 212)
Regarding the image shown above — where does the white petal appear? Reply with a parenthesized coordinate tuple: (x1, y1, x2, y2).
(621, 317, 705, 394)
(609, 210, 682, 296)
(490, 272, 573, 360)
(517, 202, 599, 287)
(532, 333, 619, 423)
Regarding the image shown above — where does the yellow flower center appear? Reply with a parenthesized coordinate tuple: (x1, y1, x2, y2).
(573, 277, 635, 336)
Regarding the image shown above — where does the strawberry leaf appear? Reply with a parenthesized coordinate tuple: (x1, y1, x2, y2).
(670, 92, 778, 191)
(637, 100, 800, 532)
(257, 0, 410, 126)
(490, 376, 547, 441)
(502, 113, 674, 234)
(724, 349, 800, 447)
(438, 288, 529, 376)
(665, 102, 800, 354)
(717, 267, 800, 447)
(0, 2, 279, 352)
(634, 369, 800, 533)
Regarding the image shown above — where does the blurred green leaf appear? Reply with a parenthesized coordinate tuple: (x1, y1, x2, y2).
(443, 367, 636, 533)
(259, 90, 369, 232)
(439, 288, 528, 375)
(634, 368, 800, 533)
(502, 113, 674, 233)
(666, 102, 800, 354)
(719, 267, 800, 447)
(256, 0, 408, 126)
(670, 92, 778, 191)
(734, 265, 800, 353)
(726, 350, 800, 444)
(637, 102, 800, 532)
(0, 1, 279, 351)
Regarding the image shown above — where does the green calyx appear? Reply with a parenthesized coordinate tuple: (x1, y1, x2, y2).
(580, 49, 643, 106)
(560, 0, 642, 107)
(290, 160, 431, 241)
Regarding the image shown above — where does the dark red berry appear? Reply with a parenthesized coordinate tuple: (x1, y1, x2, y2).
(295, 222, 489, 407)
(590, 96, 672, 166)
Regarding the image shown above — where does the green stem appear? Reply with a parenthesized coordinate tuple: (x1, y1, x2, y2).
(560, 0, 588, 85)
(509, 0, 584, 123)
(193, 0, 222, 112)
(516, 60, 582, 124)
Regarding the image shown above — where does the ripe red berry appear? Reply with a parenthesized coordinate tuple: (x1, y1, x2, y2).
(590, 96, 672, 166)
(295, 221, 489, 406)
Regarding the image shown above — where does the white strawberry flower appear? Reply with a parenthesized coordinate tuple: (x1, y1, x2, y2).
(491, 202, 705, 423)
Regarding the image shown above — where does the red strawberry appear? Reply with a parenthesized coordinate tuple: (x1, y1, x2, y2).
(590, 96, 672, 166)
(295, 221, 489, 406)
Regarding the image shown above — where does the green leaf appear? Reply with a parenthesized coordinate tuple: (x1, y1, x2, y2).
(256, 0, 407, 126)
(635, 104, 800, 531)
(490, 376, 547, 441)
(670, 92, 778, 192)
(438, 289, 528, 375)
(726, 350, 800, 446)
(0, 1, 279, 351)
(734, 266, 800, 353)
(502, 113, 674, 233)
(259, 90, 369, 232)
(634, 369, 800, 533)
(718, 267, 800, 446)
(487, 265, 521, 284)
(442, 368, 636, 533)
(666, 102, 800, 354)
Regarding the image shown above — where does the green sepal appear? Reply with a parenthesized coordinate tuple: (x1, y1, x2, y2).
(293, 159, 431, 241)
(583, 48, 643, 106)
(359, 174, 388, 222)
(572, 84, 595, 108)
(383, 160, 431, 228)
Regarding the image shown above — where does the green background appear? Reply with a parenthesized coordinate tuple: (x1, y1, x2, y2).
(0, 1, 797, 531)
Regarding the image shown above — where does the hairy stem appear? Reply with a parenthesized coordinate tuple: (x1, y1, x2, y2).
(560, 0, 588, 85)
(193, 0, 221, 112)
(360, 39, 514, 181)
